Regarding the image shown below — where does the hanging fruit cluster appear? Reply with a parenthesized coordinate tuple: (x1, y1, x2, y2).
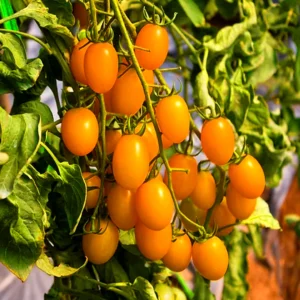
(61, 2, 267, 282)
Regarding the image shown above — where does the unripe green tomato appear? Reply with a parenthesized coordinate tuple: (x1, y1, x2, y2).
(155, 283, 175, 300)
(172, 287, 187, 300)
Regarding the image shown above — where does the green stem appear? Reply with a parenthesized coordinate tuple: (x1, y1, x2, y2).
(92, 94, 107, 220)
(204, 166, 226, 229)
(218, 221, 240, 233)
(89, 0, 99, 41)
(175, 273, 194, 300)
(119, 1, 137, 38)
(42, 119, 61, 132)
(0, 28, 52, 54)
(111, 0, 206, 234)
(40, 141, 61, 166)
(60, 285, 106, 300)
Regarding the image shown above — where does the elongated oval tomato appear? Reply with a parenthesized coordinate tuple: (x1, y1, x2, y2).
(162, 133, 173, 149)
(135, 222, 172, 260)
(201, 117, 235, 166)
(105, 129, 122, 155)
(84, 42, 118, 93)
(135, 177, 174, 230)
(228, 155, 265, 198)
(192, 236, 228, 281)
(156, 95, 190, 144)
(211, 197, 236, 236)
(82, 172, 101, 209)
(107, 184, 137, 230)
(162, 231, 192, 272)
(190, 171, 216, 210)
(82, 219, 119, 264)
(112, 135, 149, 190)
(61, 107, 99, 156)
(179, 198, 207, 232)
(226, 183, 257, 220)
(164, 154, 197, 200)
(70, 38, 91, 85)
(135, 24, 169, 70)
(111, 68, 154, 116)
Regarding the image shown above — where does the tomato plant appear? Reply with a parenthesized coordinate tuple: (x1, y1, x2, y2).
(0, 0, 291, 298)
(155, 283, 175, 300)
(135, 24, 169, 70)
(192, 236, 229, 281)
(61, 107, 99, 156)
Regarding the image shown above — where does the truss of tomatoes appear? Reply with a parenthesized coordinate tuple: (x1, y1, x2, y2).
(62, 22, 266, 281)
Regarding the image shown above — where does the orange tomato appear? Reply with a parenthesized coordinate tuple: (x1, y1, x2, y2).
(112, 135, 149, 189)
(82, 219, 119, 264)
(164, 154, 197, 200)
(135, 222, 172, 260)
(135, 177, 174, 231)
(162, 231, 192, 272)
(82, 172, 101, 209)
(107, 184, 137, 230)
(105, 129, 122, 155)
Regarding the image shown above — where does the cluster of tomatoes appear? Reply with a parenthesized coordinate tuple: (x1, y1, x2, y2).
(61, 18, 266, 281)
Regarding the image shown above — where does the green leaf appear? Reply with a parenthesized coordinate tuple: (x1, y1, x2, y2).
(204, 1, 257, 52)
(293, 27, 300, 92)
(242, 198, 281, 229)
(193, 273, 215, 300)
(227, 85, 250, 130)
(0, 33, 26, 68)
(0, 173, 46, 281)
(14, 101, 54, 126)
(52, 162, 86, 234)
(247, 225, 264, 260)
(12, 0, 74, 46)
(0, 108, 41, 199)
(0, 58, 43, 94)
(194, 70, 216, 116)
(42, 0, 74, 27)
(119, 229, 140, 255)
(247, 42, 277, 85)
(132, 277, 158, 300)
(215, 0, 238, 20)
(36, 252, 87, 277)
(177, 0, 205, 27)
(223, 229, 249, 300)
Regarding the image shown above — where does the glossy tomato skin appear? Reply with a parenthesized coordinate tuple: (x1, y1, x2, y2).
(61, 107, 99, 156)
(135, 24, 169, 70)
(107, 184, 137, 230)
(190, 171, 216, 210)
(164, 154, 197, 200)
(226, 183, 257, 220)
(84, 42, 118, 93)
(156, 95, 190, 144)
(73, 2, 88, 29)
(82, 172, 101, 209)
(82, 219, 119, 264)
(162, 231, 192, 272)
(211, 197, 236, 236)
(155, 284, 175, 300)
(135, 177, 174, 231)
(179, 198, 207, 232)
(105, 129, 122, 155)
(192, 236, 229, 281)
(162, 134, 173, 149)
(112, 135, 149, 190)
(70, 38, 91, 85)
(111, 68, 154, 116)
(135, 222, 172, 260)
(228, 155, 265, 198)
(201, 117, 235, 166)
